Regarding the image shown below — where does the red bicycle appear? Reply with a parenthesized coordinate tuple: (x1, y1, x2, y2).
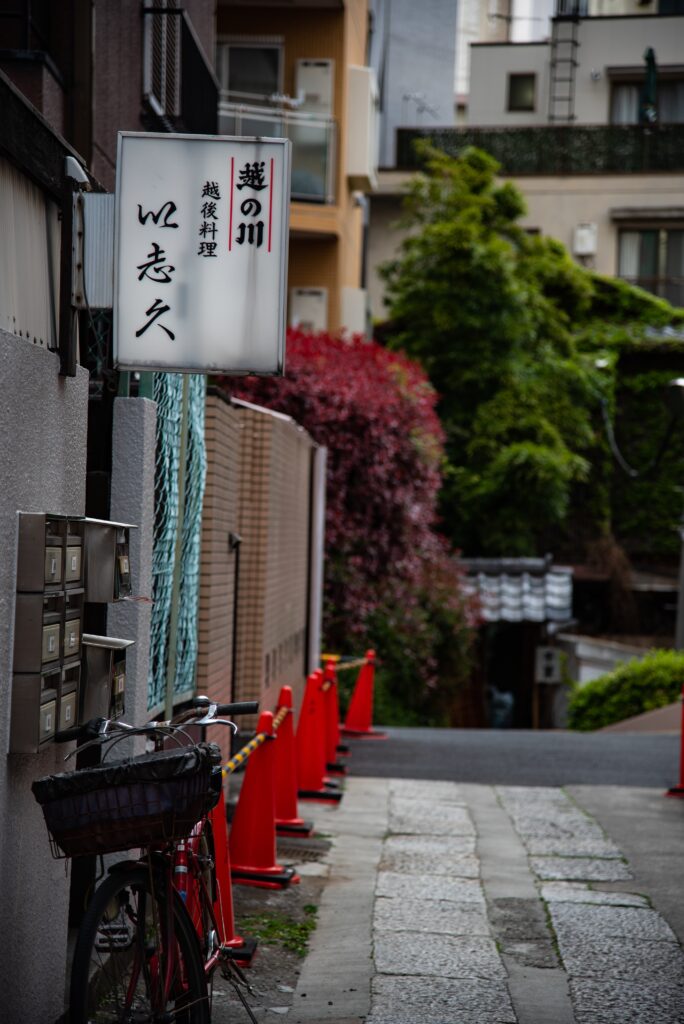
(32, 697, 259, 1024)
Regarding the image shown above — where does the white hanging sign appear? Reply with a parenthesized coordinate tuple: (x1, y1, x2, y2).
(114, 132, 291, 375)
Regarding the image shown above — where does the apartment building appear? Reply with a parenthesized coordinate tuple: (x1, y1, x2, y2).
(218, 0, 377, 334)
(369, 0, 684, 316)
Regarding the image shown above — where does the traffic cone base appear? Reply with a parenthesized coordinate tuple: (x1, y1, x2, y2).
(340, 725, 388, 739)
(326, 760, 348, 775)
(298, 786, 343, 803)
(231, 864, 300, 889)
(666, 786, 684, 798)
(336, 742, 350, 755)
(276, 818, 314, 837)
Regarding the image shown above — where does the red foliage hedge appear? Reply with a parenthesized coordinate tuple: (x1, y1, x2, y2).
(221, 330, 474, 701)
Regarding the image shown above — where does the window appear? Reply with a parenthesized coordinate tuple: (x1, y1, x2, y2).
(143, 0, 180, 118)
(611, 79, 684, 125)
(507, 73, 536, 112)
(618, 228, 684, 306)
(216, 39, 282, 104)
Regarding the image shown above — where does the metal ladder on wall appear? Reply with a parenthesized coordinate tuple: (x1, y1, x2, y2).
(548, 14, 580, 123)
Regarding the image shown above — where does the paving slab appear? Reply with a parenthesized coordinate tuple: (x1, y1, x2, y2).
(555, 935, 684, 984)
(373, 896, 491, 936)
(540, 883, 649, 907)
(379, 834, 479, 877)
(530, 855, 632, 881)
(550, 902, 678, 943)
(569, 977, 684, 1024)
(374, 932, 507, 980)
(367, 975, 517, 1024)
(376, 870, 485, 904)
(388, 796, 476, 836)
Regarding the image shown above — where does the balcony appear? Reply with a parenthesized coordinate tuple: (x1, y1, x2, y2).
(143, 7, 218, 135)
(396, 125, 684, 176)
(218, 99, 336, 204)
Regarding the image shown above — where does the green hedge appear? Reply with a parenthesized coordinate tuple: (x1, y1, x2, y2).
(567, 649, 684, 731)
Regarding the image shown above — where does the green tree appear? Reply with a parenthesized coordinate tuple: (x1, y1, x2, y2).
(381, 145, 682, 557)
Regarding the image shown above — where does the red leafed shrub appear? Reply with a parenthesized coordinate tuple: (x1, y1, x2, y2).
(223, 330, 476, 723)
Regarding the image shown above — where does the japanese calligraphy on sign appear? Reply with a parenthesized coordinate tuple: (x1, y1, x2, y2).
(114, 132, 291, 374)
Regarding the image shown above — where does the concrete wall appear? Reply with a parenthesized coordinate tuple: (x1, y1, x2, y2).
(0, 330, 89, 1024)
(516, 172, 684, 275)
(368, 169, 684, 317)
(370, 0, 458, 166)
(468, 15, 684, 126)
(107, 398, 157, 728)
(469, 42, 550, 125)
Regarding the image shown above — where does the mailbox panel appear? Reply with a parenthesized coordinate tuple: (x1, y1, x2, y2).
(65, 544, 82, 584)
(44, 546, 63, 585)
(11, 512, 134, 753)
(58, 692, 77, 731)
(40, 700, 56, 741)
(41, 622, 61, 663)
(64, 617, 81, 658)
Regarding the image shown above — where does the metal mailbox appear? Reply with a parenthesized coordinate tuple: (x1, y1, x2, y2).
(10, 512, 134, 753)
(80, 634, 134, 722)
(83, 519, 135, 603)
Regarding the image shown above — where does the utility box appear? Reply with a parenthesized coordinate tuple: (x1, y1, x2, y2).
(80, 635, 134, 722)
(295, 59, 334, 115)
(535, 646, 563, 684)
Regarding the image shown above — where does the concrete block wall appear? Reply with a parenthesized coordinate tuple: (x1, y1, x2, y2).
(196, 392, 243, 753)
(198, 393, 317, 735)
(0, 331, 89, 1024)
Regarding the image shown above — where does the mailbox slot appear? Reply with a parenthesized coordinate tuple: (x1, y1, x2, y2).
(14, 594, 65, 673)
(40, 700, 56, 741)
(83, 519, 135, 603)
(81, 634, 134, 722)
(16, 514, 67, 593)
(58, 691, 77, 731)
(10, 668, 61, 753)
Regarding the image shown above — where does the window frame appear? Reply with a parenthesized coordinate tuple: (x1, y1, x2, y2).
(617, 224, 684, 307)
(507, 72, 536, 113)
(216, 36, 284, 104)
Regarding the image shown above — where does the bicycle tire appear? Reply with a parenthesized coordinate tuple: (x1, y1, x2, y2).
(70, 864, 210, 1024)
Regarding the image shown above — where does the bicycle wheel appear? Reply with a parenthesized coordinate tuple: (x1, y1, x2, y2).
(70, 865, 210, 1024)
(185, 822, 218, 963)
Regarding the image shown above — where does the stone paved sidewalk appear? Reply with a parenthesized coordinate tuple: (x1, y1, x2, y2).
(291, 777, 684, 1024)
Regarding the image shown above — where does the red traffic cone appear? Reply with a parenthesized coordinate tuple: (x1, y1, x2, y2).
(229, 711, 299, 888)
(342, 650, 387, 738)
(205, 787, 257, 964)
(274, 686, 313, 835)
(297, 672, 343, 803)
(322, 662, 347, 775)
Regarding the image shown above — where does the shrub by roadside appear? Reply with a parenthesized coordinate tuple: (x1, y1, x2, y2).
(567, 649, 684, 731)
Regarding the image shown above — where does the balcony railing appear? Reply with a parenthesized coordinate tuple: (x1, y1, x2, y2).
(396, 125, 684, 176)
(218, 100, 336, 204)
(143, 8, 218, 135)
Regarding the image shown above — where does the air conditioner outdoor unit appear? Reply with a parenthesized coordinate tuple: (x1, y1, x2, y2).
(573, 222, 598, 257)
(289, 288, 328, 333)
(295, 59, 334, 115)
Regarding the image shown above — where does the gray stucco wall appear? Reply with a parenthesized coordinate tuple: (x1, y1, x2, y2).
(107, 396, 157, 727)
(0, 329, 89, 1023)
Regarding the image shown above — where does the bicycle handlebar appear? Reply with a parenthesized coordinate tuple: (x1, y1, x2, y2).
(191, 698, 259, 716)
(54, 700, 260, 746)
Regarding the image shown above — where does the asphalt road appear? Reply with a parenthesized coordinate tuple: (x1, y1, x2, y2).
(344, 727, 681, 788)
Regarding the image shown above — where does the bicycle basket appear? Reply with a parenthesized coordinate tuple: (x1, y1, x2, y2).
(31, 742, 223, 858)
